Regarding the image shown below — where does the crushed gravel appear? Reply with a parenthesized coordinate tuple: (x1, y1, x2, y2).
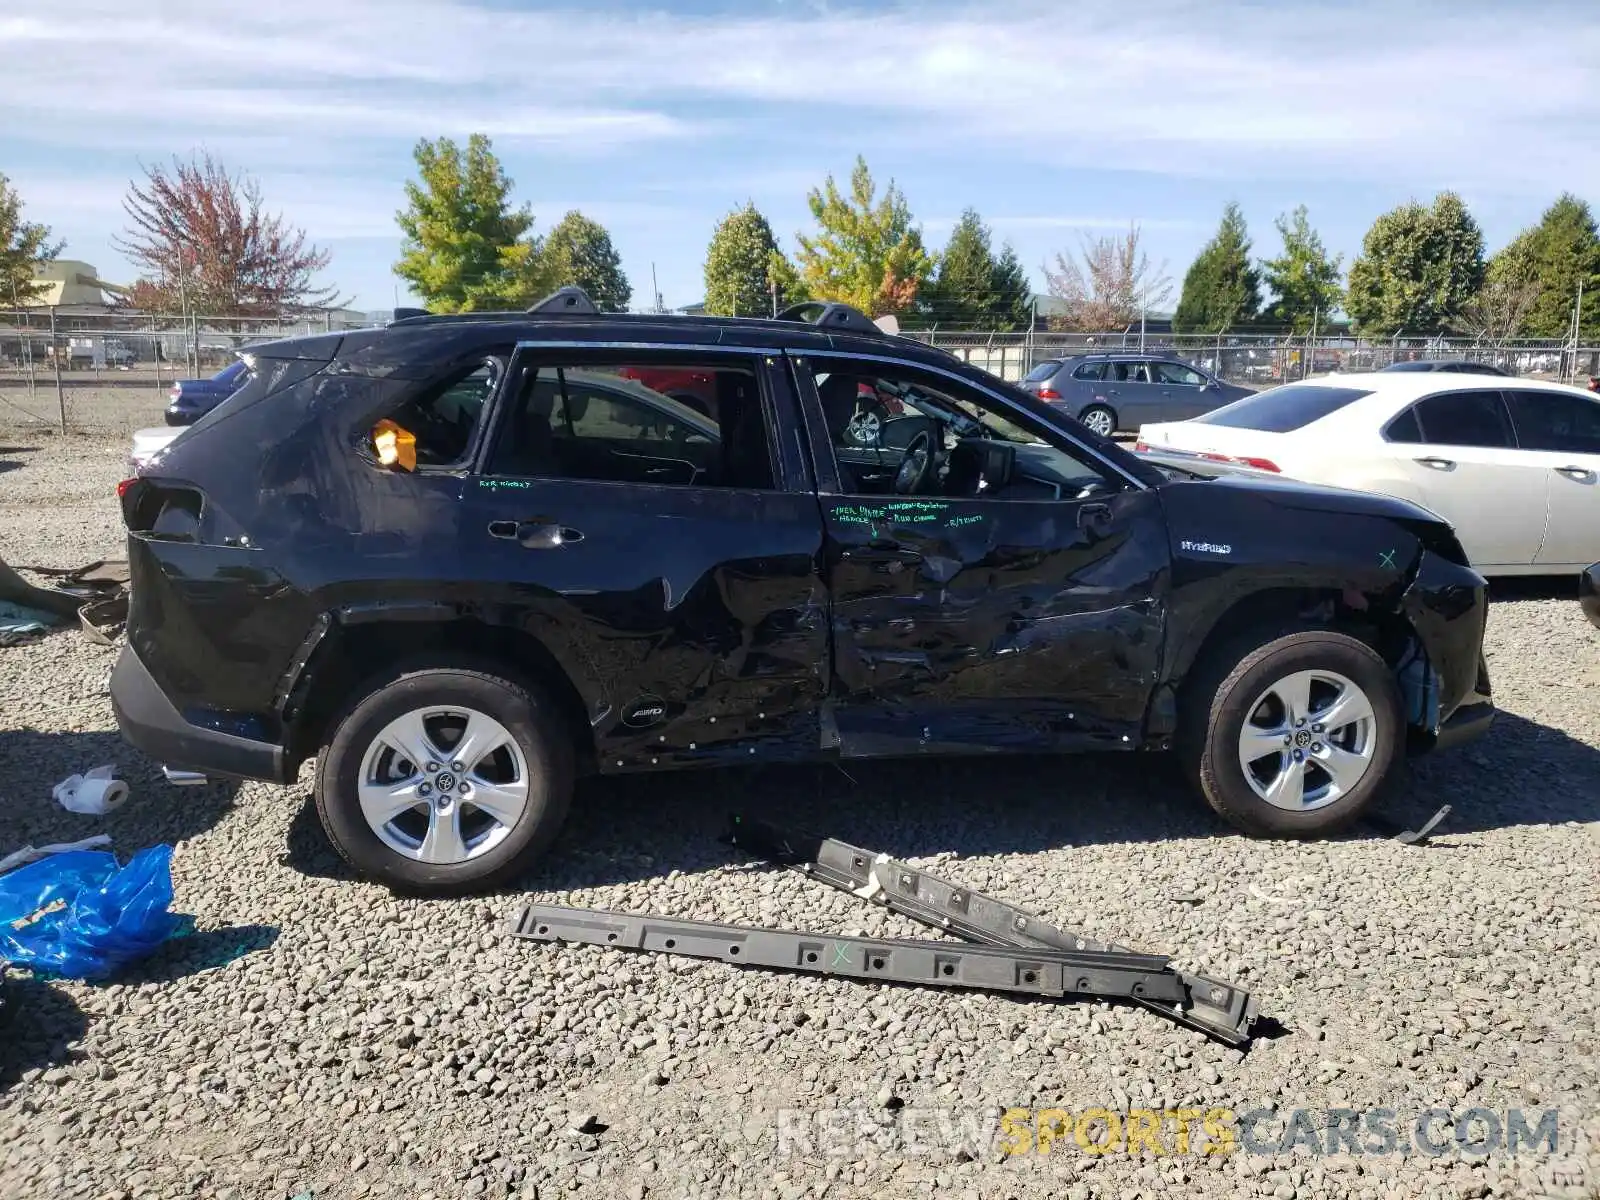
(1, 433, 1597, 1200)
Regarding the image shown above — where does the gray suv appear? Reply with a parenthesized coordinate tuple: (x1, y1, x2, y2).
(1019, 353, 1254, 435)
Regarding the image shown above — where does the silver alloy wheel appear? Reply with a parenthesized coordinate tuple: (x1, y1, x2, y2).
(356, 705, 530, 864)
(1237, 669, 1377, 812)
(846, 409, 882, 445)
(1081, 408, 1115, 436)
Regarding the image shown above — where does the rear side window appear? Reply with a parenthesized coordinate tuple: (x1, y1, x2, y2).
(1023, 361, 1061, 383)
(1193, 383, 1373, 432)
(1506, 389, 1600, 453)
(1406, 390, 1514, 449)
(1072, 361, 1105, 381)
(384, 356, 504, 467)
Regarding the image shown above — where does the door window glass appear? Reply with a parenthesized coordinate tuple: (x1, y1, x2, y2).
(1155, 362, 1204, 386)
(1506, 389, 1600, 454)
(805, 362, 1117, 502)
(486, 361, 774, 489)
(1384, 405, 1425, 444)
(1072, 361, 1106, 380)
(1411, 390, 1514, 448)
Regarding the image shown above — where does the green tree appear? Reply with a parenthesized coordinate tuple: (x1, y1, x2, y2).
(0, 174, 62, 305)
(541, 211, 631, 312)
(1514, 194, 1600, 338)
(1172, 202, 1261, 333)
(922, 209, 1032, 329)
(794, 156, 935, 317)
(703, 202, 786, 317)
(394, 134, 534, 312)
(1346, 192, 1485, 335)
(1259, 206, 1343, 334)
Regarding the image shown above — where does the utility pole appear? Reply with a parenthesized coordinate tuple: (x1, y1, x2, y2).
(1305, 306, 1319, 380)
(651, 263, 663, 314)
(770, 279, 778, 318)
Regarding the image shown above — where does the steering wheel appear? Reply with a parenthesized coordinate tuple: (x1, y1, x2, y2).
(894, 429, 936, 495)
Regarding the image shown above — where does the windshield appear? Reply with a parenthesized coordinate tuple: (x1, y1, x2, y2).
(1192, 383, 1373, 432)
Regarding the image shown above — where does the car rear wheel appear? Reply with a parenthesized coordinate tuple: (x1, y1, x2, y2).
(1179, 628, 1402, 837)
(314, 661, 574, 895)
(1078, 404, 1117, 436)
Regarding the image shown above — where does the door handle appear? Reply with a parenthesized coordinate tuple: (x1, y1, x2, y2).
(1554, 465, 1594, 480)
(487, 520, 583, 548)
(1414, 456, 1455, 470)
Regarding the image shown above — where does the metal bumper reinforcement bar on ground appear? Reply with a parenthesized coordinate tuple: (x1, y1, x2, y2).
(722, 814, 1259, 1047)
(508, 817, 1262, 1047)
(512, 905, 1186, 1004)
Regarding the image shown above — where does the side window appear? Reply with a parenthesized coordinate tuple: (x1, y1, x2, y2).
(1384, 406, 1424, 444)
(1073, 361, 1105, 381)
(486, 360, 774, 490)
(805, 361, 1118, 502)
(1125, 362, 1153, 383)
(1156, 362, 1204, 386)
(1506, 390, 1600, 454)
(382, 355, 503, 467)
(1410, 390, 1514, 449)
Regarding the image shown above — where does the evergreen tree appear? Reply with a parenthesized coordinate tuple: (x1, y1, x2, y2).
(542, 211, 631, 312)
(1515, 194, 1600, 338)
(1172, 202, 1261, 333)
(703, 202, 786, 317)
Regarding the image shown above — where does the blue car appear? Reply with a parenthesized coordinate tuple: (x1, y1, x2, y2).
(164, 358, 251, 425)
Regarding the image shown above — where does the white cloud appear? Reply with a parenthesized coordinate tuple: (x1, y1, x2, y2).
(3, 0, 1596, 197)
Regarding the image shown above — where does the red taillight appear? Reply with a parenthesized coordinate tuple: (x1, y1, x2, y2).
(1037, 388, 1061, 400)
(1192, 451, 1283, 473)
(117, 478, 138, 497)
(1133, 440, 1151, 452)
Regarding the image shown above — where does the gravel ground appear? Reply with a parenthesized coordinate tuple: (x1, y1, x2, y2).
(1, 433, 1597, 1200)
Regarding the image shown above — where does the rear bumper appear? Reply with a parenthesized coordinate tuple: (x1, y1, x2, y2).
(1580, 562, 1600, 630)
(111, 642, 288, 783)
(1430, 681, 1495, 753)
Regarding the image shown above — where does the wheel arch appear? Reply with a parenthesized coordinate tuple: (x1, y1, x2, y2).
(281, 609, 597, 778)
(1149, 583, 1432, 745)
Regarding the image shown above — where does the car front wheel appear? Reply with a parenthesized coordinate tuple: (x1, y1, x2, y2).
(314, 661, 574, 895)
(1179, 629, 1402, 837)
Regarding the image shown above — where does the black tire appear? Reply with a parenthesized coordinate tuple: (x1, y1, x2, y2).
(314, 659, 574, 896)
(1178, 627, 1402, 837)
(1077, 404, 1117, 437)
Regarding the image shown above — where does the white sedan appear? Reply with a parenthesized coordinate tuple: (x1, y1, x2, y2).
(1135, 371, 1600, 576)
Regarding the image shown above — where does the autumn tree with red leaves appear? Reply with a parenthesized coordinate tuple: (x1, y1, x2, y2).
(114, 154, 341, 316)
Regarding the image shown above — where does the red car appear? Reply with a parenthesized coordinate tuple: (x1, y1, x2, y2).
(617, 366, 717, 415)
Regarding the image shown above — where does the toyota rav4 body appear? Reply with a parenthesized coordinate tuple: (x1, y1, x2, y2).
(111, 292, 1494, 895)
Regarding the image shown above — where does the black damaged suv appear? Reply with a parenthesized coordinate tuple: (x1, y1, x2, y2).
(112, 290, 1494, 895)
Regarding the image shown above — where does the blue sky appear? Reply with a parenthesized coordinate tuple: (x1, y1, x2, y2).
(3, 0, 1598, 315)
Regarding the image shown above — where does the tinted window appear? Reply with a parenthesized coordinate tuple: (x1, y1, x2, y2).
(487, 362, 773, 490)
(1072, 361, 1105, 381)
(1455, 363, 1507, 376)
(1411, 390, 1513, 448)
(384, 357, 502, 466)
(1506, 389, 1600, 454)
(1156, 362, 1204, 386)
(1023, 361, 1062, 383)
(1380, 361, 1433, 373)
(1193, 383, 1373, 432)
(1385, 406, 1424, 443)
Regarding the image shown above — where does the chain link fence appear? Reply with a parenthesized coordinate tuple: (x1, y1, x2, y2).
(0, 308, 376, 433)
(906, 329, 1600, 389)
(4, 306, 1597, 433)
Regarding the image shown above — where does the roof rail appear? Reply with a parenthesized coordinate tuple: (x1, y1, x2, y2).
(775, 301, 884, 337)
(528, 286, 600, 316)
